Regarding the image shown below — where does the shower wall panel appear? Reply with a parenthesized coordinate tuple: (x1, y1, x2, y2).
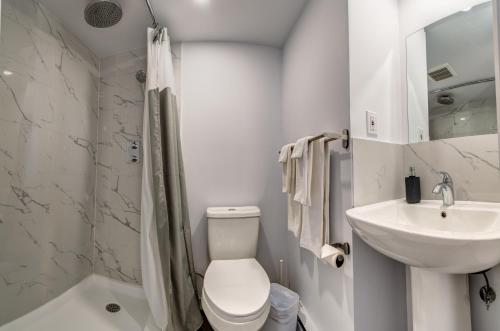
(0, 0, 99, 325)
(94, 49, 146, 284)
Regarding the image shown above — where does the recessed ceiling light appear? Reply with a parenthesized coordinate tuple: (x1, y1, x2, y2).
(460, 117, 466, 121)
(462, 6, 472, 12)
(2, 70, 13, 76)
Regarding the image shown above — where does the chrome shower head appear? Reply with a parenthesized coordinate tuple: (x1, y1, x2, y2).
(437, 93, 455, 105)
(84, 0, 123, 28)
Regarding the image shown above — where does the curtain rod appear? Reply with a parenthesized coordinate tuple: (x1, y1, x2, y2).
(430, 77, 495, 94)
(144, 0, 159, 28)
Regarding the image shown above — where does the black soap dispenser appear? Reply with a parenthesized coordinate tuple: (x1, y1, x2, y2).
(405, 166, 421, 204)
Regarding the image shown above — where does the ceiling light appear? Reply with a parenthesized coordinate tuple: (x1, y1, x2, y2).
(462, 6, 472, 12)
(194, 0, 210, 6)
(2, 70, 13, 76)
(460, 117, 466, 121)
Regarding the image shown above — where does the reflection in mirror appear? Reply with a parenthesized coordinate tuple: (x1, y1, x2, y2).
(407, 2, 497, 143)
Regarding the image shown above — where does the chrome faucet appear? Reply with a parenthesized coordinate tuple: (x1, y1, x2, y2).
(432, 171, 454, 207)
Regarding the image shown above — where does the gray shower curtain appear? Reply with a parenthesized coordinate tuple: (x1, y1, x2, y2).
(141, 27, 202, 331)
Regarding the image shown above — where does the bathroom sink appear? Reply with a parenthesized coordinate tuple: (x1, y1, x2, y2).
(346, 199, 500, 274)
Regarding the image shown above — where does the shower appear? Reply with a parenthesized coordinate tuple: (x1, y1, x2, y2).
(84, 0, 123, 28)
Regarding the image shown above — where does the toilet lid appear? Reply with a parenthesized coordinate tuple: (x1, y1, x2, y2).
(204, 258, 270, 319)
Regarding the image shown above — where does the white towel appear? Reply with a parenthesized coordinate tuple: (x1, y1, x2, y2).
(323, 140, 330, 246)
(287, 155, 302, 236)
(279, 144, 294, 193)
(292, 136, 313, 206)
(299, 138, 330, 257)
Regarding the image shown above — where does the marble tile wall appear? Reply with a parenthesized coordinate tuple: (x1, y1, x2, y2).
(94, 49, 146, 284)
(352, 134, 500, 204)
(0, 0, 99, 325)
(352, 138, 405, 206)
(94, 45, 182, 285)
(403, 134, 500, 202)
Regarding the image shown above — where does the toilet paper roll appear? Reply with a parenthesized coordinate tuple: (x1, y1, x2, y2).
(320, 244, 344, 268)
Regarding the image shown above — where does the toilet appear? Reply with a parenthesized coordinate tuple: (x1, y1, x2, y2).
(202, 206, 271, 331)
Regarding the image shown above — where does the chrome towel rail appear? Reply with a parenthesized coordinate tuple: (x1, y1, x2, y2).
(280, 129, 349, 153)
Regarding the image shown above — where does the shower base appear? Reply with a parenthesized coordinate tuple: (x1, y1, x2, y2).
(0, 274, 159, 331)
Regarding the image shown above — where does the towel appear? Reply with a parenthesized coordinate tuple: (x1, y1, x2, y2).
(299, 138, 330, 257)
(323, 140, 330, 246)
(292, 136, 313, 206)
(279, 144, 294, 193)
(285, 148, 302, 236)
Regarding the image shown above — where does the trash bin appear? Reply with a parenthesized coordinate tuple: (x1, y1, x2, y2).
(262, 283, 300, 331)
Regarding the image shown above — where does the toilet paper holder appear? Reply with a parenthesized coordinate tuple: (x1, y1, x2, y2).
(330, 242, 351, 268)
(331, 242, 350, 256)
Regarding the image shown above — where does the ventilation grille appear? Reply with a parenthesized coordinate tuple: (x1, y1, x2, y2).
(428, 63, 457, 82)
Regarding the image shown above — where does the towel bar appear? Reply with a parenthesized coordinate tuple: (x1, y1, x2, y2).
(279, 129, 349, 153)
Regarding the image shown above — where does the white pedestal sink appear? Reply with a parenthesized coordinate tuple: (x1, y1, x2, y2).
(346, 199, 500, 331)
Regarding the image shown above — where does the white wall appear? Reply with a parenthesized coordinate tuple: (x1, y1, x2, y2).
(348, 0, 403, 144)
(406, 30, 429, 143)
(349, 0, 490, 145)
(347, 2, 411, 330)
(180, 43, 286, 284)
(283, 1, 353, 330)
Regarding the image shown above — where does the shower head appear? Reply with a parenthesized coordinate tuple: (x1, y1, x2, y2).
(437, 93, 455, 105)
(84, 0, 123, 28)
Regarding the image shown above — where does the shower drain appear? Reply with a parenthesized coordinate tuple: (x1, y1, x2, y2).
(105, 303, 121, 313)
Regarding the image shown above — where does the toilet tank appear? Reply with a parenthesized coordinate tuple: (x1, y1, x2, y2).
(207, 206, 260, 261)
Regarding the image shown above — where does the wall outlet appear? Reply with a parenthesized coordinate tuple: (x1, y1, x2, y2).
(366, 111, 377, 136)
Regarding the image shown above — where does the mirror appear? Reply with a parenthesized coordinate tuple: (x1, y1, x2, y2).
(406, 2, 497, 143)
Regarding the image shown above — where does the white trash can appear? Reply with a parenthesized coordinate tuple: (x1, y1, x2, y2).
(262, 283, 300, 331)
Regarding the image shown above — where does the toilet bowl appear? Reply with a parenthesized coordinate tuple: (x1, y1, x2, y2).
(202, 259, 270, 331)
(203, 207, 270, 331)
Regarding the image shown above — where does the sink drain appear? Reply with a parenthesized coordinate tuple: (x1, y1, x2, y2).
(105, 303, 121, 313)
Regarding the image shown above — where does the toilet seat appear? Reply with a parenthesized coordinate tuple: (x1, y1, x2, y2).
(202, 258, 271, 331)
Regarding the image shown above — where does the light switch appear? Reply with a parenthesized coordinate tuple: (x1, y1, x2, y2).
(366, 111, 377, 136)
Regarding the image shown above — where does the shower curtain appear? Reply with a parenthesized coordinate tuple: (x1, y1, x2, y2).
(141, 27, 202, 331)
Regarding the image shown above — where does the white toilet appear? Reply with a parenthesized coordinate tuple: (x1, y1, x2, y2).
(202, 206, 271, 331)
